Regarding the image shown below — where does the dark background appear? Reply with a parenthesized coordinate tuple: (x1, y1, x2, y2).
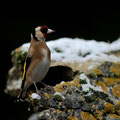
(1, 3, 120, 120)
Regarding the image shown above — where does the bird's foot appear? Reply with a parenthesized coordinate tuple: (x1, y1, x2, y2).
(45, 85, 54, 91)
(36, 89, 44, 96)
(40, 82, 54, 91)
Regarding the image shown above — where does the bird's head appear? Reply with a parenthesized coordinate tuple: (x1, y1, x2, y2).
(31, 25, 55, 41)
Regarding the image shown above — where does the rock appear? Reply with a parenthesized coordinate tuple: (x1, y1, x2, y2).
(5, 39, 120, 120)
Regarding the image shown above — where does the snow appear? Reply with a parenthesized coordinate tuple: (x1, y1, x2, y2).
(54, 92, 65, 99)
(79, 74, 103, 94)
(31, 93, 41, 100)
(20, 37, 120, 63)
(6, 78, 22, 90)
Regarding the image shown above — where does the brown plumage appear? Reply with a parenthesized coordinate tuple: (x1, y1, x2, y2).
(19, 25, 54, 99)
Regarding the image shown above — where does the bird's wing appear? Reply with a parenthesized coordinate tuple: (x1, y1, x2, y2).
(21, 54, 31, 90)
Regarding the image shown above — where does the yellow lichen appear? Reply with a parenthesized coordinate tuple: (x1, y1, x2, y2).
(68, 109, 72, 115)
(109, 113, 120, 119)
(91, 68, 102, 75)
(43, 93, 50, 99)
(97, 81, 108, 92)
(112, 85, 120, 98)
(55, 81, 73, 92)
(104, 102, 115, 113)
(81, 111, 96, 120)
(116, 101, 120, 115)
(103, 77, 120, 86)
(55, 77, 81, 92)
(68, 116, 79, 120)
(93, 109, 104, 120)
(72, 78, 81, 87)
(56, 109, 62, 114)
(110, 63, 120, 76)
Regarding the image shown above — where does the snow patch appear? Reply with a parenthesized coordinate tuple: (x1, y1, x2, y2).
(54, 92, 65, 99)
(31, 93, 41, 100)
(79, 74, 103, 93)
(20, 37, 120, 63)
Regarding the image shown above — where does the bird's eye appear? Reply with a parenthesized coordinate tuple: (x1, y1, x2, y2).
(40, 27, 48, 34)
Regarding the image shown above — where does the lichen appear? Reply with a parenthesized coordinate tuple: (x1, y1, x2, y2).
(109, 113, 120, 119)
(104, 102, 115, 113)
(103, 77, 120, 86)
(110, 63, 120, 77)
(112, 85, 120, 98)
(97, 81, 108, 92)
(43, 93, 50, 99)
(56, 109, 62, 114)
(68, 116, 79, 120)
(91, 68, 102, 75)
(88, 72, 97, 79)
(81, 111, 97, 120)
(53, 94, 64, 102)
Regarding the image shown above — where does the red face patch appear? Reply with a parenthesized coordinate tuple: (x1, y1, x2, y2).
(40, 25, 48, 37)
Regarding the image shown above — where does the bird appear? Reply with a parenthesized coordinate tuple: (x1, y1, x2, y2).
(18, 25, 55, 99)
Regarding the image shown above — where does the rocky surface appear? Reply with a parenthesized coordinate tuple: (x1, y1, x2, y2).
(5, 38, 120, 120)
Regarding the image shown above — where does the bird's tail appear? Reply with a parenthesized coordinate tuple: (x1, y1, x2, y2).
(16, 90, 27, 102)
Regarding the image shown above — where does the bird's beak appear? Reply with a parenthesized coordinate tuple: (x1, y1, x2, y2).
(47, 29, 55, 34)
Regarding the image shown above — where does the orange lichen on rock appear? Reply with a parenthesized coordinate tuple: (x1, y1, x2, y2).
(91, 68, 102, 75)
(97, 81, 108, 92)
(109, 113, 120, 119)
(68, 109, 72, 115)
(55, 76, 81, 92)
(104, 102, 115, 113)
(55, 81, 73, 92)
(112, 85, 120, 98)
(103, 77, 120, 86)
(56, 109, 62, 114)
(72, 78, 81, 87)
(94, 109, 104, 120)
(110, 63, 120, 76)
(68, 116, 79, 120)
(43, 93, 50, 99)
(116, 101, 120, 115)
(81, 111, 96, 120)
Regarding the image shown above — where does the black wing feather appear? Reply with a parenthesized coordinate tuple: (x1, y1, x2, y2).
(21, 55, 31, 90)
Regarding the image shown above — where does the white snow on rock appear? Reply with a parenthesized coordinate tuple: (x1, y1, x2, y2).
(31, 93, 41, 100)
(20, 37, 120, 62)
(79, 73, 103, 93)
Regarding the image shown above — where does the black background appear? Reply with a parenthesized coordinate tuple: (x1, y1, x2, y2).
(1, 3, 120, 120)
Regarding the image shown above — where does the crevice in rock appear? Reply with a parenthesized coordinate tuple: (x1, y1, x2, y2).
(36, 65, 75, 88)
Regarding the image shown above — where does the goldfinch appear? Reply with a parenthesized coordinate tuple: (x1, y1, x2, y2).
(19, 25, 54, 99)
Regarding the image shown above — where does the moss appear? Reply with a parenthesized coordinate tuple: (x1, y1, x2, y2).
(53, 94, 64, 102)
(112, 85, 120, 98)
(81, 111, 97, 120)
(15, 51, 27, 65)
(85, 94, 96, 102)
(88, 72, 97, 79)
(54, 47, 63, 53)
(79, 79, 87, 84)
